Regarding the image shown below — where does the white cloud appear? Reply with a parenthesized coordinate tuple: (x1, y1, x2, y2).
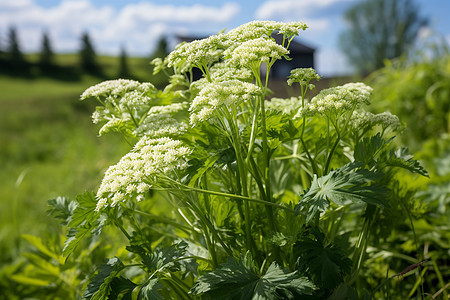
(0, 0, 240, 55)
(118, 2, 239, 24)
(254, 0, 356, 34)
(255, 0, 355, 19)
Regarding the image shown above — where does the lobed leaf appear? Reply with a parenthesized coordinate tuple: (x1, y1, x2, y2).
(296, 162, 389, 223)
(83, 257, 125, 300)
(294, 228, 352, 290)
(385, 148, 429, 177)
(191, 252, 315, 299)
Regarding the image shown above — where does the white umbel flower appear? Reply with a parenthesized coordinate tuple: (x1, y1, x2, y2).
(189, 80, 263, 125)
(96, 137, 191, 210)
(295, 82, 373, 118)
(227, 37, 289, 68)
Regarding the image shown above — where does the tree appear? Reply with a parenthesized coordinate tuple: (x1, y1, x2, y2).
(7, 26, 25, 67)
(39, 31, 54, 69)
(339, 0, 428, 73)
(79, 31, 100, 74)
(118, 46, 130, 78)
(149, 36, 168, 60)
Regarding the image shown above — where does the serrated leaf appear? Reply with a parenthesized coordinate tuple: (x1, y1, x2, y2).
(47, 196, 76, 226)
(62, 192, 104, 257)
(69, 191, 99, 228)
(294, 228, 352, 290)
(354, 133, 393, 166)
(296, 162, 389, 223)
(188, 154, 220, 187)
(83, 257, 125, 300)
(139, 279, 164, 300)
(254, 262, 316, 300)
(63, 217, 104, 257)
(386, 148, 429, 177)
(142, 241, 189, 273)
(108, 276, 137, 300)
(191, 253, 315, 299)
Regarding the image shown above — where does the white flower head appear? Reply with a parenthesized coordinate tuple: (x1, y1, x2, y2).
(95, 137, 192, 211)
(81, 79, 154, 100)
(189, 80, 263, 125)
(295, 82, 373, 118)
(226, 21, 307, 45)
(265, 96, 302, 115)
(167, 34, 227, 73)
(227, 37, 289, 68)
(287, 67, 321, 87)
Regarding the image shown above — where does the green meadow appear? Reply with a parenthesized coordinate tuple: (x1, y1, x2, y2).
(0, 54, 162, 263)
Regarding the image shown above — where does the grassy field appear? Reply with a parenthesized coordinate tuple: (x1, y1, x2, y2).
(0, 54, 162, 263)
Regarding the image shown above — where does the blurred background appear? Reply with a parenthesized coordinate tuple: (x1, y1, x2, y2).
(0, 0, 449, 297)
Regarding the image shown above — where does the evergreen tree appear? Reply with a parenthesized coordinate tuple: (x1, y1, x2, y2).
(79, 31, 100, 74)
(149, 36, 168, 60)
(339, 0, 428, 74)
(0, 29, 5, 66)
(7, 26, 25, 67)
(39, 31, 54, 69)
(118, 46, 130, 78)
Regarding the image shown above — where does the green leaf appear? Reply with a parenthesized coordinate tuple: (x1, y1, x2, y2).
(385, 148, 429, 177)
(109, 276, 137, 300)
(83, 257, 125, 300)
(69, 191, 99, 227)
(62, 191, 104, 257)
(354, 133, 393, 166)
(294, 228, 352, 290)
(47, 196, 76, 226)
(296, 162, 389, 223)
(21, 234, 63, 263)
(190, 253, 315, 299)
(139, 279, 164, 300)
(188, 154, 220, 187)
(142, 241, 189, 273)
(63, 219, 104, 257)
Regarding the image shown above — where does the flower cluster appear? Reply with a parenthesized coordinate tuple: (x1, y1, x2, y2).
(227, 37, 289, 68)
(295, 82, 373, 118)
(81, 79, 154, 100)
(189, 80, 263, 125)
(350, 111, 401, 132)
(96, 137, 191, 211)
(166, 34, 226, 74)
(135, 103, 188, 137)
(225, 21, 307, 46)
(265, 96, 302, 115)
(287, 67, 321, 88)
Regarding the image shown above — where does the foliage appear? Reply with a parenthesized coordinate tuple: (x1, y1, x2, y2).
(6, 20, 446, 299)
(368, 47, 450, 150)
(366, 43, 450, 299)
(340, 0, 428, 73)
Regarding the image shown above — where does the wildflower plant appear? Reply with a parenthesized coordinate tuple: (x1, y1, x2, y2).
(52, 21, 429, 298)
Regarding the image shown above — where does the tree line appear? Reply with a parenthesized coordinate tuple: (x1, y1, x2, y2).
(1, 0, 429, 78)
(0, 27, 168, 80)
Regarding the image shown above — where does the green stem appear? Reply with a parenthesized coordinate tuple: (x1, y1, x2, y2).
(164, 186, 295, 213)
(114, 219, 132, 241)
(133, 210, 194, 233)
(324, 132, 341, 174)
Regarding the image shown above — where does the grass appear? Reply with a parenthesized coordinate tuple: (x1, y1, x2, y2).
(0, 53, 159, 263)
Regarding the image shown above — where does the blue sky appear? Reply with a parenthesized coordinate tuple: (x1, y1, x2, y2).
(1, 0, 449, 76)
